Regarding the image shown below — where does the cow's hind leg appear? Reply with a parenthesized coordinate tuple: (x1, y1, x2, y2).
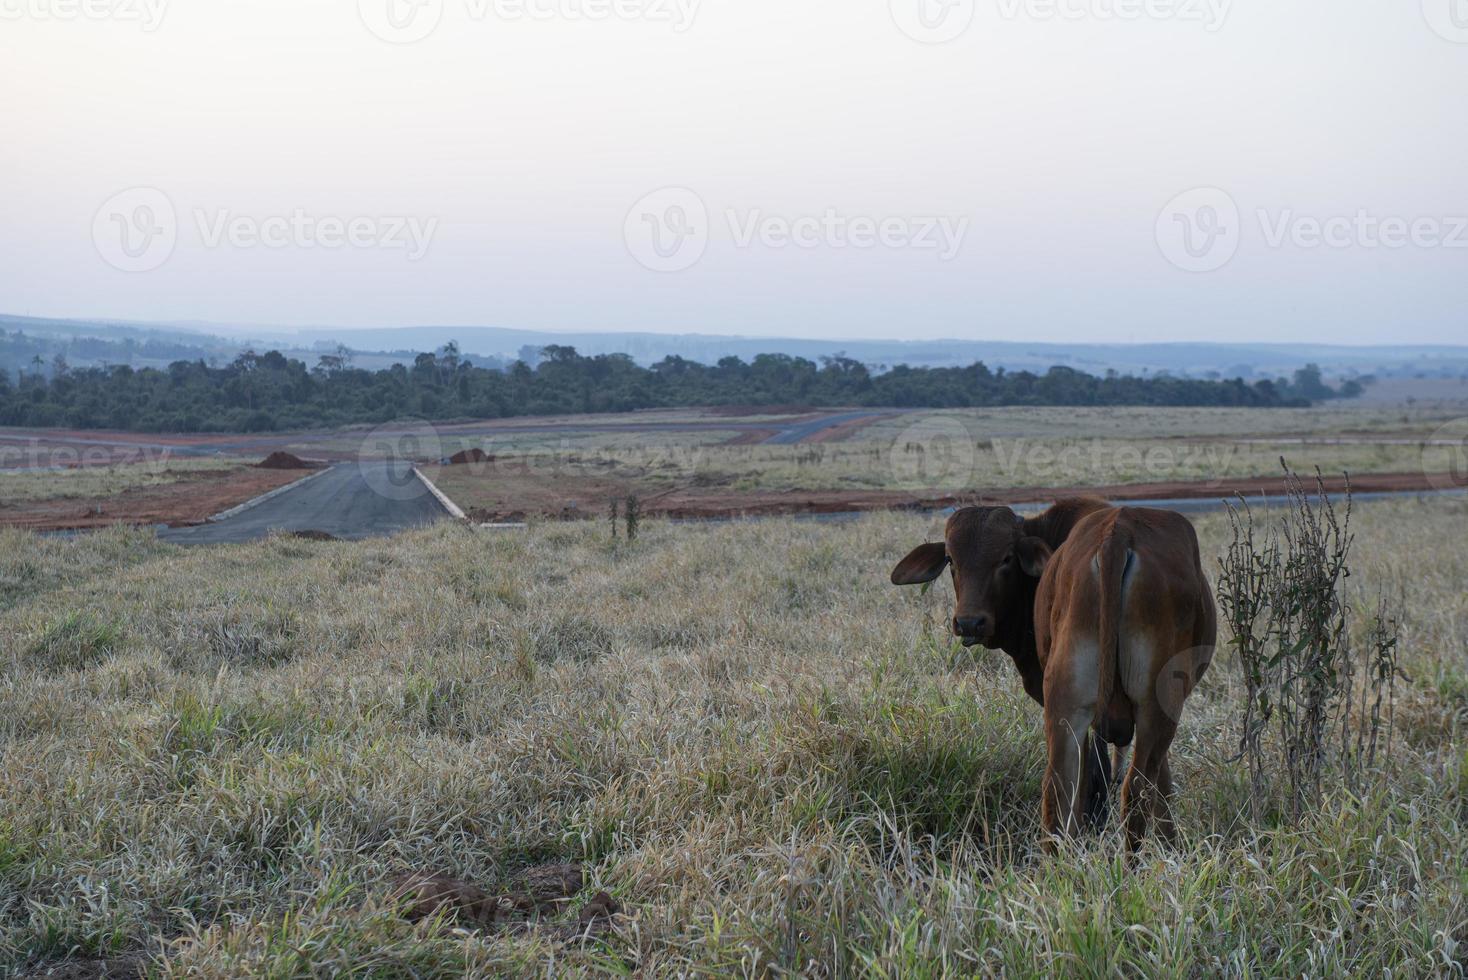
(1121, 707, 1176, 854)
(1080, 732, 1112, 832)
(1041, 672, 1097, 846)
(1152, 754, 1177, 845)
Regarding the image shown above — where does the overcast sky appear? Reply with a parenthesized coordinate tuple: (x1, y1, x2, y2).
(2, 0, 1465, 344)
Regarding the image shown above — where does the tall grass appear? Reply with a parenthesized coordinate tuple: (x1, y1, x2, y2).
(0, 502, 1464, 976)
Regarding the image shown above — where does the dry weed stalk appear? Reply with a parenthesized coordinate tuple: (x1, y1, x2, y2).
(1218, 462, 1402, 822)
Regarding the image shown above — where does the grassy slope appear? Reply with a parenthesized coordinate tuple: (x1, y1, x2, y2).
(0, 500, 1464, 976)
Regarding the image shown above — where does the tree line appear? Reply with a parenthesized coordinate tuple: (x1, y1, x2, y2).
(0, 342, 1357, 433)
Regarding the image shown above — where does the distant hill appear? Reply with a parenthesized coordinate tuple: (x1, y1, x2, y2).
(292, 326, 1468, 382)
(5, 313, 1467, 384)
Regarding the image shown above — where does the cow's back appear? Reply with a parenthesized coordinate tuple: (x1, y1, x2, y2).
(1034, 506, 1215, 722)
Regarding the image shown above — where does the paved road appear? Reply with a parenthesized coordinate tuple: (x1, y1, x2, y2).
(158, 460, 449, 545)
(759, 410, 902, 445)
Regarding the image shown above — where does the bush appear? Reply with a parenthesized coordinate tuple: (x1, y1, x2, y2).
(1218, 462, 1402, 822)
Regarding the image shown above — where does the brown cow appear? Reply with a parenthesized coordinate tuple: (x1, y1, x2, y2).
(891, 498, 1215, 851)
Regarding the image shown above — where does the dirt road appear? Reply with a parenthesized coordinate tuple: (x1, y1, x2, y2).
(527, 470, 1466, 522)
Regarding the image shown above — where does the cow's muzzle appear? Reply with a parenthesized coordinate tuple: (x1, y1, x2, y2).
(954, 614, 993, 648)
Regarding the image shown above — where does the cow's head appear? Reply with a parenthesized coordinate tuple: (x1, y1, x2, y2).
(890, 506, 1053, 649)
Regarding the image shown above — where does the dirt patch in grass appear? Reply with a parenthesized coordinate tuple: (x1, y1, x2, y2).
(0, 467, 308, 531)
(456, 470, 1459, 522)
(430, 466, 647, 524)
(723, 429, 780, 446)
(18, 954, 149, 979)
(652, 470, 1459, 518)
(803, 412, 898, 444)
(390, 864, 621, 939)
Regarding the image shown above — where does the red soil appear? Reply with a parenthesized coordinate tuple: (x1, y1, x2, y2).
(0, 468, 308, 531)
(722, 429, 780, 446)
(463, 471, 1460, 523)
(803, 413, 896, 444)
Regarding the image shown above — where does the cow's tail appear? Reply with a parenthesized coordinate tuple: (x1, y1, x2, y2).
(1096, 530, 1133, 715)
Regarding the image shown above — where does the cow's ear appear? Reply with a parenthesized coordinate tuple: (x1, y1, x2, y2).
(1015, 537, 1053, 578)
(891, 543, 949, 586)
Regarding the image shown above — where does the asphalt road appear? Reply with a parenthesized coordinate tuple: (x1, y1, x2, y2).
(760, 410, 898, 445)
(158, 460, 449, 545)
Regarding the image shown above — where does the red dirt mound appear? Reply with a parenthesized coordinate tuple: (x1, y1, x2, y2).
(255, 452, 315, 470)
(448, 448, 495, 465)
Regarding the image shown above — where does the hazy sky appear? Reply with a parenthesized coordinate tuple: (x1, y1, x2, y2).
(2, 0, 1465, 344)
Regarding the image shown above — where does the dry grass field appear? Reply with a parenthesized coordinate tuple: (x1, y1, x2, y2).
(428, 435, 1437, 500)
(1, 496, 1464, 976)
(850, 403, 1467, 441)
(425, 403, 1468, 519)
(0, 460, 240, 506)
(5, 403, 1464, 527)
